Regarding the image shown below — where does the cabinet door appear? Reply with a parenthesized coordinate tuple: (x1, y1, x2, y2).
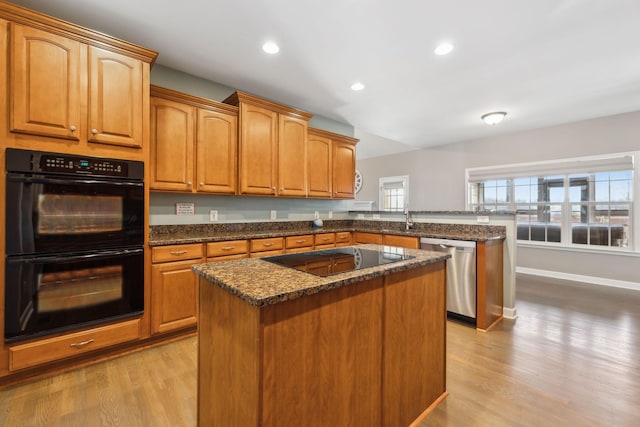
(307, 133, 332, 198)
(278, 115, 307, 196)
(10, 23, 81, 140)
(383, 234, 419, 249)
(150, 97, 195, 191)
(196, 108, 237, 194)
(238, 103, 278, 195)
(88, 47, 143, 148)
(354, 232, 383, 244)
(333, 140, 357, 198)
(151, 259, 199, 334)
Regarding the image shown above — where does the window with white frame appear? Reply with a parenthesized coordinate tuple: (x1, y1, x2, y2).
(379, 175, 409, 212)
(467, 153, 636, 250)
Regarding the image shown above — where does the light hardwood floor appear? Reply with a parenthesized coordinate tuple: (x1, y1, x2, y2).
(1, 275, 639, 426)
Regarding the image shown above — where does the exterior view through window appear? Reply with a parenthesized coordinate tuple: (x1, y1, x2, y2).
(467, 154, 635, 249)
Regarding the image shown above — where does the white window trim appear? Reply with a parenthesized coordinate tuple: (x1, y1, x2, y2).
(464, 152, 639, 254)
(379, 175, 409, 212)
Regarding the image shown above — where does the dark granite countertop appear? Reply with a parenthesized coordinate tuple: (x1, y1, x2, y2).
(191, 244, 450, 307)
(150, 220, 506, 246)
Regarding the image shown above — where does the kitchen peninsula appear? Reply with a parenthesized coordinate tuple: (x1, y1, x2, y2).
(192, 245, 450, 427)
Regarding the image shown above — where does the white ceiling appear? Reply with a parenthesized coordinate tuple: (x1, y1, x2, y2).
(10, 0, 640, 159)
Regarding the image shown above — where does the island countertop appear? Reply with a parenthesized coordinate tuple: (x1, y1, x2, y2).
(191, 244, 450, 307)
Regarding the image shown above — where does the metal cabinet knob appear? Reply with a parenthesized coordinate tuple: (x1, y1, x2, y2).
(70, 125, 77, 131)
(187, 181, 193, 187)
(199, 182, 204, 187)
(91, 129, 98, 135)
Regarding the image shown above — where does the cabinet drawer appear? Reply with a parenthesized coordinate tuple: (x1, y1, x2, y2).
(207, 240, 249, 257)
(314, 233, 335, 246)
(251, 237, 284, 253)
(285, 235, 314, 249)
(335, 232, 352, 247)
(354, 232, 382, 244)
(9, 318, 141, 371)
(383, 234, 419, 249)
(152, 243, 204, 263)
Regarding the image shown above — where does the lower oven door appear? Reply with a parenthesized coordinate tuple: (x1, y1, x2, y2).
(4, 247, 144, 343)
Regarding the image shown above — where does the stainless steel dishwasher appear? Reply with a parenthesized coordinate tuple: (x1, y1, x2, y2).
(420, 237, 477, 323)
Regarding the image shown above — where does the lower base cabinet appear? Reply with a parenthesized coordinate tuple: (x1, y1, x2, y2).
(150, 244, 203, 334)
(8, 318, 141, 372)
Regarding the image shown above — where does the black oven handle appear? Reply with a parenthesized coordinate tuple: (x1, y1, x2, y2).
(9, 175, 143, 188)
(8, 248, 144, 264)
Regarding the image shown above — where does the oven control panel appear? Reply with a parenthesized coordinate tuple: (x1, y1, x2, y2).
(40, 154, 128, 177)
(5, 148, 143, 180)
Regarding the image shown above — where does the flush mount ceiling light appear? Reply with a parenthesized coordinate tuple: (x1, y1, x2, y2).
(434, 42, 454, 56)
(350, 82, 365, 91)
(481, 111, 507, 125)
(262, 41, 280, 54)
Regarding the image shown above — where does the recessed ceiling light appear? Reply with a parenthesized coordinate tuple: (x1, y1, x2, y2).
(434, 42, 454, 56)
(351, 82, 365, 91)
(481, 111, 507, 125)
(262, 41, 280, 54)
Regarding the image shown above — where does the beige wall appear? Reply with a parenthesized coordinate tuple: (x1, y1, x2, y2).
(356, 111, 640, 287)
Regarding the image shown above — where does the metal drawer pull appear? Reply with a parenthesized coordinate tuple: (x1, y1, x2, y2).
(221, 246, 235, 251)
(321, 237, 330, 241)
(295, 239, 306, 244)
(262, 243, 274, 247)
(170, 250, 188, 255)
(70, 338, 94, 349)
(339, 236, 347, 239)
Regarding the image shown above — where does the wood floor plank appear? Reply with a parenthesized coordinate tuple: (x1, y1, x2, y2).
(1, 276, 638, 426)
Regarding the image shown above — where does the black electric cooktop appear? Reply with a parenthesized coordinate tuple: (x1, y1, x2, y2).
(263, 247, 415, 277)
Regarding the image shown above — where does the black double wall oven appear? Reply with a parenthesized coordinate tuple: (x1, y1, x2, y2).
(4, 148, 144, 343)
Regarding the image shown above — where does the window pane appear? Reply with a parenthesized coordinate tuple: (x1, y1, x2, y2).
(610, 180, 632, 201)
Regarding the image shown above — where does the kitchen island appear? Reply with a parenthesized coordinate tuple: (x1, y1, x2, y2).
(192, 244, 450, 427)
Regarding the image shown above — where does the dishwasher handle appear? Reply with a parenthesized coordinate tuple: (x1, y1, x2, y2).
(420, 237, 476, 249)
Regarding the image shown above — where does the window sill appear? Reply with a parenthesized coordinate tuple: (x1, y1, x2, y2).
(517, 241, 640, 257)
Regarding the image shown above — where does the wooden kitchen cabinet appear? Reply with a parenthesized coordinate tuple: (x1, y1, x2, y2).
(8, 22, 152, 155)
(250, 237, 285, 257)
(285, 234, 314, 253)
(150, 86, 238, 194)
(333, 137, 358, 199)
(207, 240, 249, 262)
(307, 130, 333, 198)
(224, 91, 312, 197)
(335, 231, 353, 247)
(314, 232, 336, 250)
(8, 319, 141, 372)
(308, 127, 359, 199)
(383, 234, 420, 249)
(10, 24, 81, 141)
(354, 232, 383, 245)
(150, 244, 204, 334)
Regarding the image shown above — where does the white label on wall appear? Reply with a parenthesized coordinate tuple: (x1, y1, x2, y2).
(176, 203, 195, 215)
(477, 215, 490, 224)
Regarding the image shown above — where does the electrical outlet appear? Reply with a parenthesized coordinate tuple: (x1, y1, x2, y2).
(314, 211, 320, 219)
(328, 210, 333, 219)
(270, 210, 277, 220)
(373, 214, 381, 219)
(209, 210, 218, 221)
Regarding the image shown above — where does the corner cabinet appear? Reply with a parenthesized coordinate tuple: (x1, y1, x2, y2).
(150, 86, 238, 194)
(224, 91, 312, 197)
(5, 19, 155, 159)
(307, 127, 359, 199)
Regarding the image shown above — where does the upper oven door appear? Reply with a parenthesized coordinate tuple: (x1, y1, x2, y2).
(5, 173, 144, 255)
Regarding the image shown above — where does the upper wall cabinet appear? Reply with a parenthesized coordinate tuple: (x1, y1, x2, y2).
(150, 86, 238, 194)
(307, 127, 358, 199)
(1, 3, 157, 160)
(224, 91, 312, 197)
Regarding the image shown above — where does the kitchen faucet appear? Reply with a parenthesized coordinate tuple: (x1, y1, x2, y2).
(404, 210, 414, 230)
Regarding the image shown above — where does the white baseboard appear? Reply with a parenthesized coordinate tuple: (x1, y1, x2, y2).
(516, 267, 640, 291)
(502, 307, 517, 320)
